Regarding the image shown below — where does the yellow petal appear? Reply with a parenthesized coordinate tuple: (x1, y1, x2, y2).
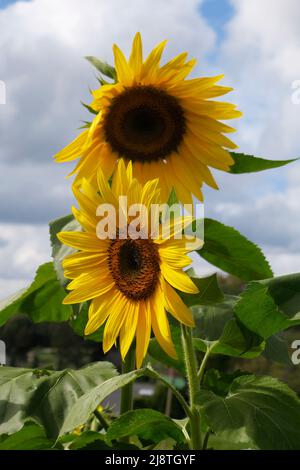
(161, 264, 198, 294)
(150, 286, 177, 359)
(161, 278, 195, 327)
(84, 290, 117, 335)
(142, 39, 167, 81)
(102, 293, 128, 353)
(63, 251, 107, 279)
(113, 44, 133, 85)
(129, 32, 143, 77)
(136, 301, 152, 368)
(119, 301, 139, 360)
(63, 273, 114, 304)
(58, 231, 107, 252)
(54, 130, 89, 162)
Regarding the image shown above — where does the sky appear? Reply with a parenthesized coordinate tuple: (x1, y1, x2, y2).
(0, 0, 300, 297)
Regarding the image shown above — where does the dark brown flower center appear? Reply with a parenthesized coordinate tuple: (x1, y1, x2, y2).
(103, 85, 186, 162)
(108, 237, 160, 301)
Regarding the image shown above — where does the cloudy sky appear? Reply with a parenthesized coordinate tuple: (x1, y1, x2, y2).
(0, 0, 300, 297)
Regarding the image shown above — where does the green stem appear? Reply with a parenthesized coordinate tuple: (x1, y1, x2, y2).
(202, 430, 211, 450)
(93, 409, 109, 430)
(120, 346, 135, 416)
(197, 344, 214, 384)
(181, 325, 202, 450)
(146, 366, 191, 418)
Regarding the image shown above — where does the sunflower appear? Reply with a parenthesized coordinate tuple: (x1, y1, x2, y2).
(58, 160, 201, 367)
(55, 33, 242, 203)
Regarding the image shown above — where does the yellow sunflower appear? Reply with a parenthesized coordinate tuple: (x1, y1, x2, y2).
(55, 33, 242, 203)
(58, 160, 200, 368)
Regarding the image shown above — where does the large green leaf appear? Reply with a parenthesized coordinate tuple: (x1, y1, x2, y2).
(194, 319, 265, 359)
(229, 152, 297, 174)
(198, 219, 273, 281)
(27, 362, 117, 438)
(261, 273, 300, 318)
(234, 280, 300, 339)
(59, 365, 188, 437)
(199, 375, 300, 450)
(0, 367, 49, 435)
(180, 273, 224, 306)
(0, 262, 72, 327)
(208, 430, 255, 450)
(263, 333, 292, 365)
(0, 362, 117, 437)
(106, 409, 184, 444)
(193, 295, 264, 358)
(59, 368, 146, 437)
(68, 431, 111, 450)
(0, 422, 61, 450)
(192, 295, 237, 340)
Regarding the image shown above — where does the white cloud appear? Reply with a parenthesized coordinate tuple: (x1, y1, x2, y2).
(199, 0, 300, 276)
(0, 223, 50, 297)
(220, 0, 300, 157)
(0, 0, 217, 294)
(0, 0, 299, 298)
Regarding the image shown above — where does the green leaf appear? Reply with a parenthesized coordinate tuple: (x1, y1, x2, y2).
(0, 367, 50, 435)
(85, 56, 117, 81)
(199, 375, 300, 450)
(0, 422, 62, 450)
(194, 319, 265, 358)
(69, 302, 103, 343)
(229, 152, 297, 174)
(208, 429, 255, 450)
(261, 272, 300, 318)
(106, 409, 184, 444)
(0, 262, 72, 326)
(27, 362, 117, 438)
(80, 101, 98, 115)
(59, 368, 146, 437)
(69, 431, 111, 450)
(59, 365, 189, 438)
(198, 218, 273, 281)
(49, 213, 74, 253)
(0, 362, 117, 437)
(192, 295, 237, 340)
(234, 281, 300, 339)
(263, 333, 292, 365)
(202, 369, 248, 397)
(49, 214, 79, 285)
(180, 273, 224, 306)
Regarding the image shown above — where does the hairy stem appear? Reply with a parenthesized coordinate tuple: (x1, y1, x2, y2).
(181, 325, 202, 450)
(197, 344, 214, 384)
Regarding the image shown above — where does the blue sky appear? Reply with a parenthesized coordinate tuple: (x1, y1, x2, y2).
(0, 0, 300, 295)
(201, 0, 234, 42)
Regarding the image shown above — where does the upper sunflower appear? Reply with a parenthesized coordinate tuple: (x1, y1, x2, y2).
(58, 159, 201, 368)
(55, 32, 242, 203)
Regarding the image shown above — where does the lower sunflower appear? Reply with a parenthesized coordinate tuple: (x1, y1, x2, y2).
(58, 160, 200, 367)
